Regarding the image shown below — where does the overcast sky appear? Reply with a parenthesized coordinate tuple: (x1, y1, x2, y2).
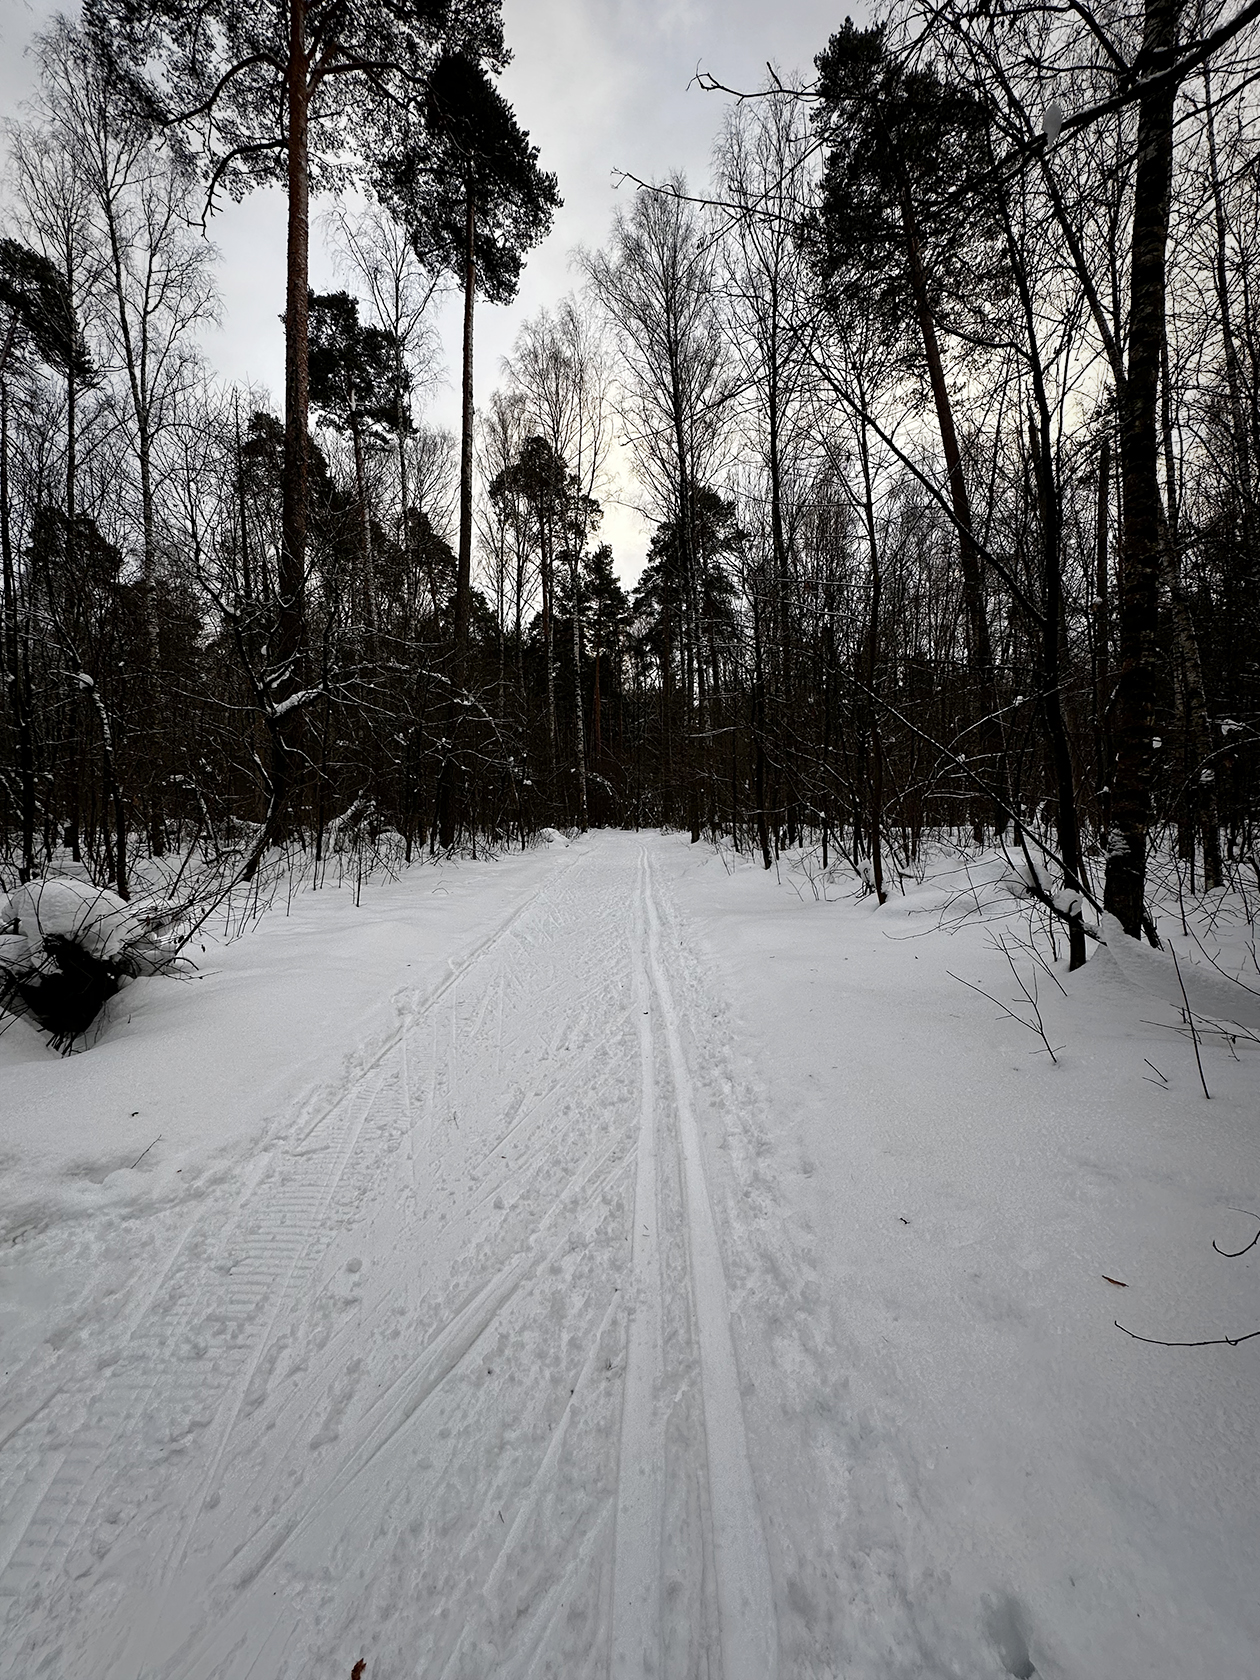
(0, 0, 857, 577)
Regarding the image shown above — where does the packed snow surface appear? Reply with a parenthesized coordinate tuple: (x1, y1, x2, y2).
(0, 832, 1256, 1678)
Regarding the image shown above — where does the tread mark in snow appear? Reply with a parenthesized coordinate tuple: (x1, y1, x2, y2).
(0, 1063, 387, 1612)
(1, 841, 782, 1679)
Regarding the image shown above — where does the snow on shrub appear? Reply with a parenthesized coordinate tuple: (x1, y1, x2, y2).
(0, 878, 179, 1051)
(1007, 852, 1055, 900)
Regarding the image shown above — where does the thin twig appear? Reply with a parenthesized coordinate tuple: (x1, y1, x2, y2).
(997, 936, 1061, 1062)
(1116, 1321, 1260, 1348)
(1187, 925, 1260, 999)
(1213, 1212, 1260, 1259)
(1170, 944, 1211, 1098)
(130, 1135, 162, 1169)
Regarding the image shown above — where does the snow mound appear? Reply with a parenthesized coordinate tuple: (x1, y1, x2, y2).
(4, 879, 140, 962)
(1102, 913, 1260, 1031)
(0, 878, 180, 1050)
(1005, 853, 1054, 900)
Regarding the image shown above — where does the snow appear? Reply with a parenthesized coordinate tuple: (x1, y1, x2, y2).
(2, 878, 141, 965)
(0, 834, 1256, 1678)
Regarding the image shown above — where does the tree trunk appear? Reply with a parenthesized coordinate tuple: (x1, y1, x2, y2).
(138, 429, 166, 856)
(1030, 419, 1088, 968)
(438, 183, 476, 853)
(857, 412, 887, 904)
(1106, 0, 1183, 941)
(1, 380, 37, 882)
(542, 512, 556, 767)
(661, 585, 674, 823)
(593, 643, 602, 760)
(350, 411, 379, 644)
(245, 0, 310, 879)
(570, 551, 589, 831)
(454, 182, 476, 657)
(235, 398, 253, 601)
(768, 354, 791, 714)
(1203, 64, 1253, 520)
(751, 591, 772, 870)
(101, 160, 165, 859)
(1158, 345, 1220, 889)
(999, 176, 1089, 968)
(669, 366, 704, 838)
(898, 190, 1003, 837)
(1093, 433, 1112, 844)
(899, 195, 992, 678)
(395, 343, 411, 625)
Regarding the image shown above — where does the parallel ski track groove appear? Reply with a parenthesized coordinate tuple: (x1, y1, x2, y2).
(609, 848, 667, 1679)
(165, 1140, 636, 1680)
(3, 840, 785, 1680)
(643, 852, 778, 1680)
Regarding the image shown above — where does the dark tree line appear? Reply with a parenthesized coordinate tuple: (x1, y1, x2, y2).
(2, 0, 1258, 958)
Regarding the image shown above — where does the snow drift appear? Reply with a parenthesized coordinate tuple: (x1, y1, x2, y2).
(0, 878, 179, 1050)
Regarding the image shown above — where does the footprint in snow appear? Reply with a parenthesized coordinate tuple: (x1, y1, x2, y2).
(982, 1592, 1036, 1678)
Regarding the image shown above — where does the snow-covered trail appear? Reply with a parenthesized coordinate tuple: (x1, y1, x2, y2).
(0, 835, 780, 1679)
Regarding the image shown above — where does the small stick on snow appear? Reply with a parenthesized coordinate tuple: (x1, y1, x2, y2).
(1116, 1321, 1260, 1349)
(130, 1135, 162, 1169)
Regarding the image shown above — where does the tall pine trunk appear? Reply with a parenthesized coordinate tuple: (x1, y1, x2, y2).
(245, 0, 310, 877)
(1159, 347, 1221, 890)
(857, 408, 886, 904)
(438, 180, 476, 851)
(1092, 433, 1112, 842)
(454, 181, 475, 655)
(898, 190, 1003, 837)
(1, 380, 37, 882)
(570, 548, 589, 831)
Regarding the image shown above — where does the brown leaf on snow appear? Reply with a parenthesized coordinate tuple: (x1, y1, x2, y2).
(1102, 1276, 1128, 1287)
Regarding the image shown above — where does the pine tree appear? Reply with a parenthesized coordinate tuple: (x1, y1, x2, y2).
(376, 49, 560, 662)
(89, 0, 498, 868)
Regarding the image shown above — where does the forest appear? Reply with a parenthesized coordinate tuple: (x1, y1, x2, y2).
(3, 3, 1260, 1671)
(2, 0, 1258, 968)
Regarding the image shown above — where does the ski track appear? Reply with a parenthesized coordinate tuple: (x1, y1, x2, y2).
(643, 854, 777, 1680)
(0, 836, 782, 1679)
(609, 853, 667, 1680)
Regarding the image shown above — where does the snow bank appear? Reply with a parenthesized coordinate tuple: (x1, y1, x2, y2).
(0, 844, 561, 1241)
(0, 878, 181, 1051)
(1102, 911, 1260, 1031)
(3, 878, 141, 964)
(671, 835, 1259, 1677)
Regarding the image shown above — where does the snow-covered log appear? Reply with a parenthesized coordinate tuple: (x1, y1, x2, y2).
(0, 879, 180, 1051)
